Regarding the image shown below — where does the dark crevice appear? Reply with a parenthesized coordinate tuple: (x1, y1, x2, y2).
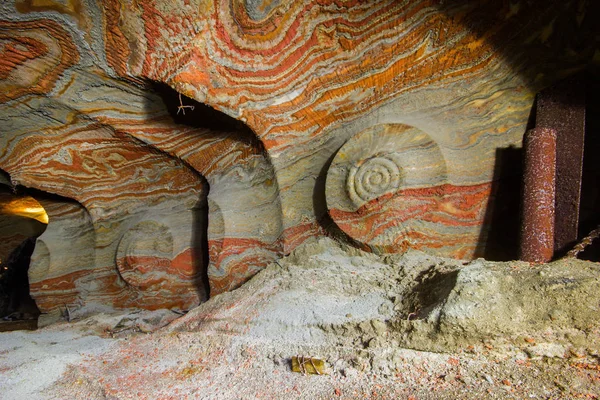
(192, 197, 210, 302)
(0, 238, 40, 321)
(151, 81, 261, 146)
(577, 69, 600, 261)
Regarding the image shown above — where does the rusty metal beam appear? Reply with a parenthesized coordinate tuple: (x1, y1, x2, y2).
(535, 75, 586, 254)
(520, 127, 556, 263)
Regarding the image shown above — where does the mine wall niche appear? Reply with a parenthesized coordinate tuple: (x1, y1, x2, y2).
(0, 0, 598, 326)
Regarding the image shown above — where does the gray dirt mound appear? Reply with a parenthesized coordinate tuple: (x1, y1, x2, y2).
(5, 236, 599, 399)
(173, 236, 600, 371)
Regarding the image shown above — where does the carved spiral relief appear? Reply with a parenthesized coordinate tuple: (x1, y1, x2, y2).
(326, 123, 449, 253)
(347, 156, 402, 208)
(116, 221, 173, 289)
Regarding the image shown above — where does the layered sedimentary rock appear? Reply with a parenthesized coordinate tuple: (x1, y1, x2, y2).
(326, 123, 487, 257)
(0, 0, 597, 314)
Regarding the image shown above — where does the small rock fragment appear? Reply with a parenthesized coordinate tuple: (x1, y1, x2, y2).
(484, 374, 494, 384)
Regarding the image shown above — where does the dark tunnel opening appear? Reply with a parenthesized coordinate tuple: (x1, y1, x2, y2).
(0, 184, 48, 331)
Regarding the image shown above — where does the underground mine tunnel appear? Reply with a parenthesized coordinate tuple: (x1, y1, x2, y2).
(1, 0, 600, 398)
(0, 187, 47, 330)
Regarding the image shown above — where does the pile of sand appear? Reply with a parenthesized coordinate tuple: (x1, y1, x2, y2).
(1, 237, 599, 399)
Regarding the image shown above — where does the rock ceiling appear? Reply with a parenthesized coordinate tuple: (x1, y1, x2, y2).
(0, 0, 597, 316)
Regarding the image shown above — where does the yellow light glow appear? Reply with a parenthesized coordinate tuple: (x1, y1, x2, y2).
(14, 206, 49, 224)
(0, 197, 49, 224)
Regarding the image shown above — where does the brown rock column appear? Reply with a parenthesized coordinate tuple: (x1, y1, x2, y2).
(520, 127, 556, 263)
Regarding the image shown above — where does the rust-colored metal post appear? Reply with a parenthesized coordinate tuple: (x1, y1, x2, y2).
(520, 127, 556, 263)
(536, 77, 586, 253)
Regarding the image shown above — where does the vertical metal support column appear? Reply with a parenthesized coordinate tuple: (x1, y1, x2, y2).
(535, 76, 586, 254)
(520, 128, 556, 263)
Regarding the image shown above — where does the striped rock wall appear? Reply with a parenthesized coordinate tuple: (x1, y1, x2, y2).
(0, 0, 597, 314)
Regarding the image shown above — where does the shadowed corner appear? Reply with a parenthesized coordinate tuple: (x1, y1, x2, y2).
(471, 80, 535, 261)
(577, 69, 600, 261)
(434, 0, 598, 93)
(474, 146, 523, 261)
(150, 81, 257, 142)
(192, 189, 210, 302)
(477, 69, 600, 262)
